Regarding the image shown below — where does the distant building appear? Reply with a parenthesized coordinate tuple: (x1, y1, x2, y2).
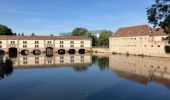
(109, 25, 170, 57)
(59, 30, 105, 37)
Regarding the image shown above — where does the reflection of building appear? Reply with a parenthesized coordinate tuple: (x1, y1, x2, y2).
(109, 25, 170, 57)
(109, 55, 170, 88)
(0, 36, 91, 55)
(7, 54, 92, 68)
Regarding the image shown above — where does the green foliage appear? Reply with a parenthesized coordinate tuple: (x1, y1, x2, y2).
(31, 32, 36, 36)
(112, 51, 118, 55)
(147, 0, 170, 33)
(98, 30, 112, 47)
(165, 46, 170, 53)
(72, 27, 88, 36)
(0, 24, 14, 35)
(87, 32, 98, 46)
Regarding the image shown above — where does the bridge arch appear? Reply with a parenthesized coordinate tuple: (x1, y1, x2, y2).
(21, 49, 30, 56)
(46, 47, 53, 57)
(68, 49, 76, 54)
(33, 49, 41, 55)
(79, 49, 85, 54)
(8, 47, 18, 58)
(58, 49, 65, 55)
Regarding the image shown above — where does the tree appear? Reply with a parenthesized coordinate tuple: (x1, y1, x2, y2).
(72, 27, 88, 36)
(147, 0, 170, 33)
(31, 32, 35, 36)
(18, 33, 21, 36)
(21, 33, 24, 36)
(0, 24, 14, 35)
(98, 31, 112, 47)
(86, 32, 98, 47)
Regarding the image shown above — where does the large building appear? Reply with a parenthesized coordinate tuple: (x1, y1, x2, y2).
(109, 25, 170, 57)
(0, 36, 92, 56)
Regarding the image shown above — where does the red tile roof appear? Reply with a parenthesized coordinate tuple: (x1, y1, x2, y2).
(113, 25, 167, 37)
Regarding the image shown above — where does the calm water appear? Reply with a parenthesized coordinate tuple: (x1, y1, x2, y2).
(1, 54, 170, 100)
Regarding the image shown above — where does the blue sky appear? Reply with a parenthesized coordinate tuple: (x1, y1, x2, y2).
(0, 0, 154, 35)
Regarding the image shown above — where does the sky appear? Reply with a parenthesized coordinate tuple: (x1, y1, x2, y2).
(0, 0, 154, 35)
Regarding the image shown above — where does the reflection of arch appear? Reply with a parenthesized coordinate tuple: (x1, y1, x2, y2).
(68, 49, 76, 54)
(33, 49, 41, 55)
(8, 48, 17, 58)
(58, 49, 65, 55)
(46, 47, 53, 57)
(79, 49, 85, 54)
(0, 50, 5, 57)
(21, 49, 29, 56)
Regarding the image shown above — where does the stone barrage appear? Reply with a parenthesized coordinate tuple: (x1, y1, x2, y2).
(0, 36, 92, 55)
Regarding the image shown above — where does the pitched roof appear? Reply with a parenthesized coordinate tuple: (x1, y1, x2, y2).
(0, 36, 90, 40)
(112, 25, 167, 37)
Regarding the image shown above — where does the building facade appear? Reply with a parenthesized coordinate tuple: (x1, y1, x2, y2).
(109, 25, 170, 57)
(0, 36, 92, 55)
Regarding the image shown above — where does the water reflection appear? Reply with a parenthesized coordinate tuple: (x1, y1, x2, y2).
(109, 55, 170, 88)
(0, 59, 13, 80)
(4, 54, 92, 68)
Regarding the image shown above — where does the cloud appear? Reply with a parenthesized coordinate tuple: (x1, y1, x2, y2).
(0, 9, 43, 15)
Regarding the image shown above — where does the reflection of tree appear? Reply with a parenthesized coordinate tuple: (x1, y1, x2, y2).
(92, 56, 110, 71)
(0, 59, 13, 80)
(98, 57, 109, 71)
(92, 56, 98, 64)
(72, 64, 88, 72)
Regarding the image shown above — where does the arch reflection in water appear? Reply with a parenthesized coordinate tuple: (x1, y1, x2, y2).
(6, 54, 92, 68)
(109, 55, 170, 88)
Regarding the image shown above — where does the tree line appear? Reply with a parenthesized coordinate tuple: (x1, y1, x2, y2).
(69, 27, 112, 47)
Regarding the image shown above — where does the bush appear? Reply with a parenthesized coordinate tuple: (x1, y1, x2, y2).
(165, 46, 170, 53)
(112, 51, 118, 55)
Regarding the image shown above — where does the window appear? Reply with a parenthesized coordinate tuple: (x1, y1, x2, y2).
(70, 45, 74, 47)
(23, 61, 28, 65)
(0, 45, 2, 48)
(35, 57, 39, 60)
(23, 45, 27, 48)
(81, 45, 84, 47)
(60, 45, 64, 48)
(151, 45, 154, 47)
(60, 56, 64, 60)
(10, 41, 15, 44)
(81, 41, 84, 44)
(35, 61, 39, 64)
(0, 41, 2, 44)
(60, 41, 64, 44)
(23, 41, 27, 44)
(35, 41, 39, 44)
(158, 45, 160, 47)
(35, 45, 39, 48)
(23, 57, 27, 60)
(47, 41, 52, 44)
(70, 41, 74, 44)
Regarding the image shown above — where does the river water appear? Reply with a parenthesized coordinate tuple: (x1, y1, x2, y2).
(0, 54, 170, 100)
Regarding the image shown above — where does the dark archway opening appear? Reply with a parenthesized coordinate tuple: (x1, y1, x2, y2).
(33, 49, 41, 55)
(21, 50, 29, 56)
(46, 47, 53, 57)
(79, 49, 85, 54)
(68, 49, 76, 54)
(8, 48, 17, 58)
(0, 50, 5, 58)
(58, 49, 65, 55)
